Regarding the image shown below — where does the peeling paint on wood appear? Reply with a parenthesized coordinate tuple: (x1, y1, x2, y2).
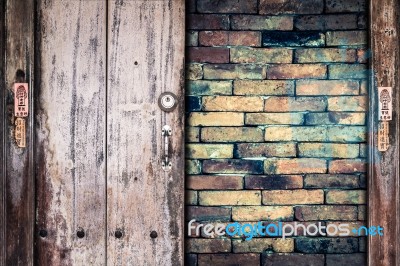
(369, 0, 400, 265)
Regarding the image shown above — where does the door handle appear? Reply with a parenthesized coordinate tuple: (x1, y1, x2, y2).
(162, 125, 172, 171)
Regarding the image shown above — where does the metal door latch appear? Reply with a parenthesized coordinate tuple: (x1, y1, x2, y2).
(162, 125, 172, 171)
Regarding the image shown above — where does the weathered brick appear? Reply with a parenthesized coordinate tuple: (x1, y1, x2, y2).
(186, 31, 198, 46)
(188, 112, 244, 126)
(231, 47, 293, 64)
(186, 80, 232, 96)
(186, 96, 202, 112)
(186, 63, 203, 80)
(234, 80, 294, 96)
(203, 96, 264, 111)
(329, 64, 367, 79)
(246, 113, 304, 125)
(358, 13, 367, 29)
(326, 0, 366, 13)
(264, 158, 327, 174)
(245, 175, 303, 189)
(199, 31, 228, 46)
(305, 112, 366, 125)
(235, 143, 296, 158)
(233, 238, 294, 253)
(326, 190, 366, 204)
(326, 254, 366, 266)
(357, 48, 369, 63)
(199, 191, 261, 206)
(186, 127, 200, 142)
(229, 31, 261, 46)
(187, 47, 229, 63)
(186, 190, 198, 205)
(358, 205, 366, 220)
(265, 126, 327, 142)
(262, 253, 325, 266)
(328, 96, 367, 111)
(188, 14, 230, 30)
(186, 238, 231, 253)
(259, 0, 324, 14)
(295, 14, 358, 30)
(186, 206, 231, 222)
(232, 206, 294, 221)
(327, 126, 367, 142)
(329, 159, 366, 173)
(198, 254, 260, 266)
(359, 237, 366, 252)
(263, 31, 325, 47)
(197, 0, 257, 14)
(296, 237, 358, 253)
(186, 0, 196, 13)
(359, 143, 367, 157)
(264, 97, 327, 112)
(360, 80, 368, 94)
(231, 15, 293, 30)
(186, 144, 234, 159)
(202, 127, 264, 142)
(295, 48, 356, 63)
(204, 64, 266, 80)
(326, 31, 367, 46)
(304, 174, 360, 188)
(187, 175, 243, 190)
(359, 173, 366, 189)
(267, 64, 327, 79)
(185, 254, 197, 266)
(263, 190, 324, 205)
(186, 160, 202, 175)
(203, 159, 264, 174)
(296, 80, 359, 96)
(298, 143, 359, 158)
(295, 205, 357, 221)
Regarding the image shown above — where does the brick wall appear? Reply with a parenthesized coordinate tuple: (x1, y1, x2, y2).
(185, 0, 367, 265)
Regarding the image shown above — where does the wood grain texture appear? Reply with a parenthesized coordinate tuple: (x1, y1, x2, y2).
(107, 0, 185, 265)
(0, 1, 5, 264)
(36, 1, 107, 265)
(2, 0, 35, 265)
(369, 0, 400, 265)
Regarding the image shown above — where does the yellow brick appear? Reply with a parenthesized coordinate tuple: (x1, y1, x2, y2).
(203, 96, 264, 111)
(186, 144, 234, 159)
(199, 191, 261, 206)
(232, 206, 293, 221)
(262, 190, 324, 205)
(188, 112, 244, 126)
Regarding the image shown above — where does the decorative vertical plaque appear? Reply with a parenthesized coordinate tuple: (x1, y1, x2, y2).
(378, 121, 389, 152)
(378, 87, 392, 121)
(14, 83, 29, 117)
(15, 118, 26, 148)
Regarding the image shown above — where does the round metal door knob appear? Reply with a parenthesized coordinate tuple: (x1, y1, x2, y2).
(158, 92, 178, 112)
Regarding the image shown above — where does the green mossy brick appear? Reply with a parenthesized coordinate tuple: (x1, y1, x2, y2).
(326, 190, 366, 204)
(186, 63, 203, 80)
(186, 80, 232, 96)
(298, 143, 359, 158)
(295, 48, 356, 63)
(234, 80, 295, 96)
(186, 160, 202, 174)
(327, 126, 367, 142)
(305, 112, 366, 125)
(259, 0, 324, 14)
(231, 47, 293, 64)
(329, 64, 367, 79)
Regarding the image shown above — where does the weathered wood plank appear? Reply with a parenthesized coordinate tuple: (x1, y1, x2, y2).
(107, 0, 185, 265)
(36, 1, 107, 265)
(369, 0, 400, 265)
(2, 0, 35, 265)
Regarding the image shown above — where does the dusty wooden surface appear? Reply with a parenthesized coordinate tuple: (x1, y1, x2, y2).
(36, 1, 107, 265)
(0, 1, 5, 264)
(369, 0, 400, 265)
(106, 0, 185, 265)
(1, 0, 35, 265)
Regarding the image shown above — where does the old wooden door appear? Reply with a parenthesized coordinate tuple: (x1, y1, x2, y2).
(34, 0, 184, 265)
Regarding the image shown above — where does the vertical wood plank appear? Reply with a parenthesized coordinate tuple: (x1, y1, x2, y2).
(107, 0, 185, 265)
(369, 0, 400, 265)
(36, 1, 107, 265)
(2, 0, 35, 265)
